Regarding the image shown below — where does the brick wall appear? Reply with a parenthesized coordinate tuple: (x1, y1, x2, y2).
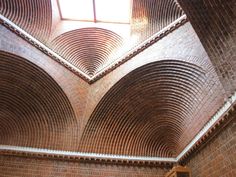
(177, 0, 236, 95)
(186, 117, 236, 177)
(0, 156, 168, 177)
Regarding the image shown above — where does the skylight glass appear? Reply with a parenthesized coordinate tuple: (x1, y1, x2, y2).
(59, 0, 94, 21)
(58, 0, 131, 23)
(95, 0, 131, 23)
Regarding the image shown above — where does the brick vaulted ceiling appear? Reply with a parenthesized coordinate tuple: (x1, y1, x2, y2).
(0, 0, 184, 80)
(79, 60, 223, 157)
(0, 0, 235, 163)
(50, 28, 123, 77)
(0, 51, 78, 150)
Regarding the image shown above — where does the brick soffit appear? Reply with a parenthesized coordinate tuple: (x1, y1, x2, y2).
(0, 14, 187, 84)
(0, 91, 235, 165)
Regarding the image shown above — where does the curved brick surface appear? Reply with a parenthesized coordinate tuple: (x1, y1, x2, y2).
(0, 0, 52, 43)
(131, 0, 184, 42)
(79, 60, 224, 157)
(51, 28, 123, 76)
(0, 0, 186, 79)
(0, 0, 235, 176)
(0, 51, 78, 150)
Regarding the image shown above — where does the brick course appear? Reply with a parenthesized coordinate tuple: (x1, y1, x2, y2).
(0, 156, 168, 177)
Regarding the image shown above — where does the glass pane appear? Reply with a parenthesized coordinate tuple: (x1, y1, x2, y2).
(95, 0, 131, 23)
(59, 0, 94, 21)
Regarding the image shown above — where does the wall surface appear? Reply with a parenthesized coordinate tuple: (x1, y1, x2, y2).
(186, 117, 236, 177)
(177, 0, 236, 95)
(0, 155, 168, 177)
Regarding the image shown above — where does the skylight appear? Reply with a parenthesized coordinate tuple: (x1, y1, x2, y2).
(58, 0, 131, 23)
(59, 0, 94, 21)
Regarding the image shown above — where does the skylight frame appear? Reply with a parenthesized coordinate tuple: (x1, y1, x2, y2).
(57, 0, 132, 24)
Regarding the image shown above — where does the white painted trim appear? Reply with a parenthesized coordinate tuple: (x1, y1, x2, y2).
(0, 13, 187, 83)
(0, 145, 176, 162)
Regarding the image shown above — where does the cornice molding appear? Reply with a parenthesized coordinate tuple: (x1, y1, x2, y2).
(0, 145, 176, 166)
(0, 14, 188, 84)
(0, 91, 235, 165)
(177, 91, 236, 162)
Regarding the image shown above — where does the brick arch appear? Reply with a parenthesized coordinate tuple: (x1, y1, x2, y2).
(51, 27, 123, 77)
(79, 60, 223, 157)
(0, 0, 52, 43)
(0, 51, 78, 150)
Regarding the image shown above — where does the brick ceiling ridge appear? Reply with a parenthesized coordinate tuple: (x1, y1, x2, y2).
(0, 0, 185, 81)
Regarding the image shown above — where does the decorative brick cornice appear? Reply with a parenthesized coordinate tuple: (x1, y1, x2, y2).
(0, 14, 188, 84)
(178, 110, 235, 164)
(0, 145, 175, 167)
